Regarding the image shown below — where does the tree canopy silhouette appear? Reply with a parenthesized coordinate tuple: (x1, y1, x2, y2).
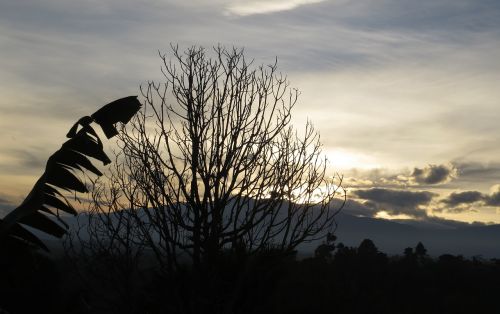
(76, 46, 345, 273)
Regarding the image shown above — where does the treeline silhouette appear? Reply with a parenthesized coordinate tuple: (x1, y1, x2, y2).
(2, 238, 500, 314)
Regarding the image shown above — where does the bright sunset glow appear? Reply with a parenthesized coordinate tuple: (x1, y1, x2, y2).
(375, 210, 415, 221)
(325, 148, 380, 170)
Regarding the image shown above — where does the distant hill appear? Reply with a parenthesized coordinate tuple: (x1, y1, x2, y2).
(37, 209, 500, 259)
(303, 212, 500, 258)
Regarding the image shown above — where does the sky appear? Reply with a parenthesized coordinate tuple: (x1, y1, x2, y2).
(1, 0, 500, 225)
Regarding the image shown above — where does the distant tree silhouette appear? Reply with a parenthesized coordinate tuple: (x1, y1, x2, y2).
(414, 241, 429, 265)
(334, 242, 356, 261)
(358, 239, 378, 257)
(356, 239, 388, 270)
(415, 242, 427, 257)
(314, 232, 337, 259)
(403, 247, 414, 258)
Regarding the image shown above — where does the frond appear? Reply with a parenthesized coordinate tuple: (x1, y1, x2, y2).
(0, 96, 141, 251)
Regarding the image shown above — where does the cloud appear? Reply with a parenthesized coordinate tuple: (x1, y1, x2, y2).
(436, 185, 500, 213)
(0, 148, 51, 176)
(353, 188, 435, 208)
(342, 168, 411, 190)
(346, 163, 500, 218)
(484, 184, 500, 206)
(450, 162, 500, 190)
(395, 215, 489, 229)
(225, 0, 327, 16)
(441, 191, 483, 207)
(338, 195, 492, 229)
(343, 164, 459, 190)
(436, 191, 483, 213)
(10, 149, 47, 170)
(411, 164, 457, 185)
(334, 198, 378, 217)
(352, 188, 435, 218)
(342, 177, 374, 189)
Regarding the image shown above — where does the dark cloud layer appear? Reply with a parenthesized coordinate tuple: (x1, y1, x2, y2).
(484, 186, 500, 207)
(344, 163, 459, 190)
(344, 190, 499, 228)
(352, 188, 435, 218)
(437, 185, 500, 213)
(337, 163, 500, 218)
(336, 199, 377, 218)
(411, 164, 457, 185)
(441, 191, 484, 207)
(354, 188, 434, 208)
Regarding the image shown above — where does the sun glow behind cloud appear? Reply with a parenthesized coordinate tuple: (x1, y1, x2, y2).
(325, 148, 380, 170)
(375, 210, 414, 220)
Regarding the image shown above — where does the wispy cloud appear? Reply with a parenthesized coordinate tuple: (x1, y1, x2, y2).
(225, 0, 327, 16)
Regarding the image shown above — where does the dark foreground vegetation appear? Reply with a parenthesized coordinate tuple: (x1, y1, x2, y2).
(2, 239, 500, 314)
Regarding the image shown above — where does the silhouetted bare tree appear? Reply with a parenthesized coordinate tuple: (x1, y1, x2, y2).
(75, 46, 344, 276)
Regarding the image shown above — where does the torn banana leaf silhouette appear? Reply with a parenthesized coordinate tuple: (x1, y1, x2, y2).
(0, 96, 141, 251)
